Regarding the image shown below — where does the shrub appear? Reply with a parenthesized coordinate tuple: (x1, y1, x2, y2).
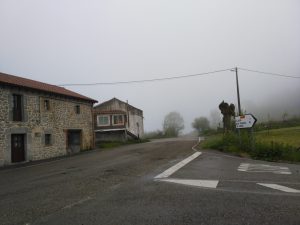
(201, 131, 300, 162)
(251, 141, 283, 161)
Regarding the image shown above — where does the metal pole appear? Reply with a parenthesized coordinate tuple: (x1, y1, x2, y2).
(235, 67, 242, 116)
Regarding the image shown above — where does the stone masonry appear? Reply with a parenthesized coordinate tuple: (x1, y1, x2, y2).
(0, 85, 94, 166)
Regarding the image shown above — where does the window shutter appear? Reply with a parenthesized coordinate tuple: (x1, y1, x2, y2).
(8, 94, 13, 121)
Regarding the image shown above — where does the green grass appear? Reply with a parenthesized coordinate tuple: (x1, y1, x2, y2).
(201, 134, 223, 150)
(200, 126, 300, 162)
(255, 126, 300, 148)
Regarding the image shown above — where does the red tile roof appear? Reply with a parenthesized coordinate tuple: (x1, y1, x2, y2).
(0, 72, 97, 103)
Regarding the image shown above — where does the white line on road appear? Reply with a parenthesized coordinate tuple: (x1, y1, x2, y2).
(238, 163, 250, 171)
(257, 183, 300, 193)
(161, 178, 219, 188)
(191, 137, 202, 151)
(62, 196, 93, 209)
(154, 152, 202, 179)
(192, 143, 199, 152)
(238, 163, 291, 174)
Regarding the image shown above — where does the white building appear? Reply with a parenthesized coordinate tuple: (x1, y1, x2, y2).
(93, 98, 144, 142)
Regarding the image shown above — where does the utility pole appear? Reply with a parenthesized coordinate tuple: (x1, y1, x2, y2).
(233, 67, 242, 146)
(235, 67, 242, 116)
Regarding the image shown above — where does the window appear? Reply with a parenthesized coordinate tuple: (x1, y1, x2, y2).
(113, 115, 124, 125)
(12, 94, 22, 121)
(45, 134, 52, 146)
(75, 105, 80, 114)
(44, 100, 50, 111)
(97, 115, 110, 126)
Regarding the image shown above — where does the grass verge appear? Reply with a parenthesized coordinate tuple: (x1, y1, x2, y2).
(201, 127, 300, 162)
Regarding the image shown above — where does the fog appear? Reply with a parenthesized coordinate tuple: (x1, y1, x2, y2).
(1, 0, 299, 132)
(243, 88, 300, 122)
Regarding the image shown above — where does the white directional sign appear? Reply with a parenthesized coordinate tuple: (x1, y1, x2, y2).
(235, 114, 257, 129)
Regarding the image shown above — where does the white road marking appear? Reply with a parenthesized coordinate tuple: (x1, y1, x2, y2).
(154, 143, 220, 189)
(62, 196, 93, 209)
(238, 163, 250, 171)
(154, 152, 202, 179)
(257, 183, 300, 193)
(160, 178, 219, 188)
(191, 137, 202, 151)
(238, 163, 291, 174)
(192, 143, 199, 152)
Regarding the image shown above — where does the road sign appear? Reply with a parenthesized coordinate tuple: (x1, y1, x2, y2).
(235, 114, 257, 129)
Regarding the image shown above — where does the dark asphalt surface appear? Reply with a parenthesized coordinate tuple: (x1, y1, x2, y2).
(0, 138, 299, 225)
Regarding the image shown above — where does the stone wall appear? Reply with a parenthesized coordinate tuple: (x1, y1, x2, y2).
(0, 87, 9, 165)
(0, 85, 94, 166)
(95, 130, 127, 143)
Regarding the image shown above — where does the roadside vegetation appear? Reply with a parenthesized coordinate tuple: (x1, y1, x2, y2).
(200, 123, 300, 163)
(144, 111, 185, 139)
(143, 130, 166, 139)
(145, 110, 300, 163)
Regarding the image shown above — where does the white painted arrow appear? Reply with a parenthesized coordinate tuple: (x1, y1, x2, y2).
(159, 178, 219, 189)
(154, 152, 202, 179)
(235, 114, 257, 129)
(154, 152, 218, 189)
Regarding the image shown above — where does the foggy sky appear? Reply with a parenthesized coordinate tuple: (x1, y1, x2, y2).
(1, 0, 300, 132)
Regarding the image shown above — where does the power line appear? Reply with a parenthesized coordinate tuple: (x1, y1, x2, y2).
(58, 67, 300, 86)
(238, 67, 300, 79)
(58, 68, 233, 86)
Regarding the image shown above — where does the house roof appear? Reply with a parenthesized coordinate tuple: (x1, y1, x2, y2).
(94, 97, 143, 112)
(0, 72, 98, 103)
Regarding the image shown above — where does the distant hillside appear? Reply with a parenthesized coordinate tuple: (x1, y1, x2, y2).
(243, 89, 300, 122)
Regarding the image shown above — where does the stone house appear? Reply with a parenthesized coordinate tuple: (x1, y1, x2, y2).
(94, 98, 144, 142)
(0, 72, 97, 166)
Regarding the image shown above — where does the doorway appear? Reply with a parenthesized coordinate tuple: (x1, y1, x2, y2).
(11, 134, 25, 163)
(67, 130, 81, 154)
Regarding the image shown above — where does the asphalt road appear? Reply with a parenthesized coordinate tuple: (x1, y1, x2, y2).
(0, 138, 299, 225)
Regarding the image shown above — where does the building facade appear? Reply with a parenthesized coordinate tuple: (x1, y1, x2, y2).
(0, 72, 97, 166)
(94, 98, 144, 142)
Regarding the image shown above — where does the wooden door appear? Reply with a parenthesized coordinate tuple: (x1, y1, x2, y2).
(67, 130, 81, 154)
(11, 134, 25, 163)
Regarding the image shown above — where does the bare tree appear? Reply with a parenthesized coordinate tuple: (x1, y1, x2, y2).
(219, 101, 235, 133)
(163, 111, 184, 137)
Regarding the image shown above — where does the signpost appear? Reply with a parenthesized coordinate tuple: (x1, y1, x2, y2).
(235, 114, 257, 129)
(235, 114, 257, 151)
